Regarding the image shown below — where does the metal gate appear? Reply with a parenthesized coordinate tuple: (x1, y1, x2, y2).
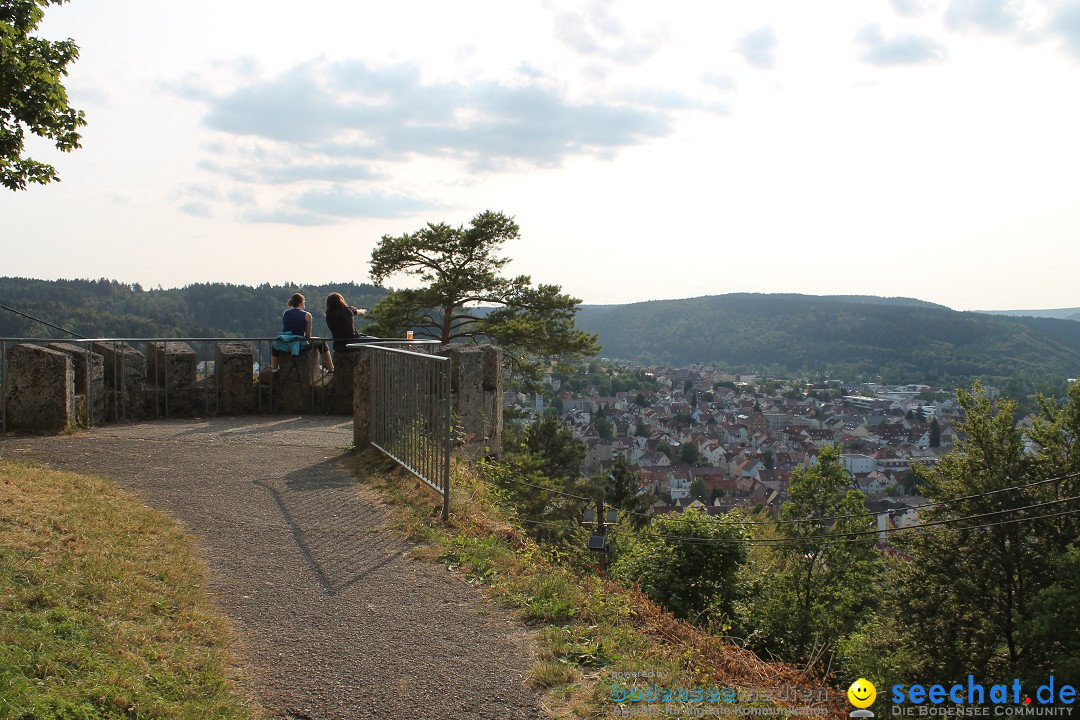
(365, 344, 452, 520)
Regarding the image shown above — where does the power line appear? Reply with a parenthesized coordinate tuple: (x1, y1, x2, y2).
(493, 476, 594, 503)
(0, 302, 84, 338)
(602, 496, 1080, 547)
(494, 467, 1080, 531)
(513, 505, 1080, 550)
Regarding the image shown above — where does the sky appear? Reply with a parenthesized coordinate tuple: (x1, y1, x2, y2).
(3, 0, 1080, 311)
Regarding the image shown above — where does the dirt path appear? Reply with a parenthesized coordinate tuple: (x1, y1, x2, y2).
(0, 417, 542, 720)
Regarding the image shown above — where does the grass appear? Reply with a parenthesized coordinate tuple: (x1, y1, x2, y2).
(0, 461, 259, 720)
(350, 449, 845, 720)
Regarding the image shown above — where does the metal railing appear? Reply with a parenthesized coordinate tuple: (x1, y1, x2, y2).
(0, 336, 339, 431)
(361, 341, 452, 520)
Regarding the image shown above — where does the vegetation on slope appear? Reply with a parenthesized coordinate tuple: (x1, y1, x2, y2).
(350, 450, 843, 719)
(576, 293, 1080, 391)
(0, 277, 385, 340)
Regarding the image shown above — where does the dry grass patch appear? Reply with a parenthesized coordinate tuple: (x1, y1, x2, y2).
(0, 460, 259, 719)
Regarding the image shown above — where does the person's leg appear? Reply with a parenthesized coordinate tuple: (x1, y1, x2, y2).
(270, 349, 280, 371)
(322, 343, 334, 373)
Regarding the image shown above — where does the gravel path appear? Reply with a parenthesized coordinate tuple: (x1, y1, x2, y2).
(0, 417, 543, 720)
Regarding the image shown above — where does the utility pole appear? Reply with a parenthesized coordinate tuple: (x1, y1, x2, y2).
(584, 498, 617, 574)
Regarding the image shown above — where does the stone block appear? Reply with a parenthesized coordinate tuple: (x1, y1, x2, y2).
(215, 342, 255, 414)
(438, 344, 502, 455)
(147, 341, 197, 390)
(352, 351, 372, 448)
(4, 344, 75, 433)
(325, 351, 362, 415)
(146, 341, 200, 417)
(273, 349, 317, 413)
(92, 341, 147, 421)
(48, 342, 105, 426)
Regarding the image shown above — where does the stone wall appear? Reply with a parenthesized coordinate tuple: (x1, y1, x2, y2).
(147, 341, 201, 417)
(48, 342, 105, 426)
(352, 344, 503, 455)
(216, 342, 255, 414)
(4, 344, 75, 433)
(272, 349, 318, 413)
(3, 339, 502, 451)
(438, 345, 503, 456)
(93, 341, 148, 421)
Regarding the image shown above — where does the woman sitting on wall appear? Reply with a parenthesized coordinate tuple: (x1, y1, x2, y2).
(324, 292, 373, 353)
(270, 292, 334, 372)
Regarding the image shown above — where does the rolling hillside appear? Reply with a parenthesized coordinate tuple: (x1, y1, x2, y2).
(576, 293, 1080, 386)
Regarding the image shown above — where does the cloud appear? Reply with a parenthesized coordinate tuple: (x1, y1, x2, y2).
(198, 157, 385, 185)
(701, 72, 737, 92)
(178, 201, 213, 218)
(737, 27, 778, 69)
(552, 0, 666, 65)
(185, 59, 673, 171)
(295, 187, 439, 219)
(855, 24, 948, 66)
(945, 0, 1022, 34)
(238, 188, 440, 227)
(891, 0, 929, 17)
(242, 208, 335, 227)
(176, 57, 693, 224)
(1051, 1, 1080, 61)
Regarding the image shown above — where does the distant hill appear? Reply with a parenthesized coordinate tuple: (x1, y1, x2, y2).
(576, 293, 1080, 388)
(0, 277, 386, 340)
(976, 308, 1080, 322)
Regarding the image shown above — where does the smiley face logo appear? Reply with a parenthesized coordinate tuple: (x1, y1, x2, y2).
(848, 678, 877, 708)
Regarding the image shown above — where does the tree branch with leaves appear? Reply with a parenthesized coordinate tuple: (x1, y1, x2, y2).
(366, 210, 599, 385)
(1, 0, 86, 190)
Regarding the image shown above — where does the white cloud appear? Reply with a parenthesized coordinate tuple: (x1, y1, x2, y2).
(855, 23, 948, 65)
(552, 0, 667, 65)
(1051, 0, 1080, 60)
(945, 0, 1023, 33)
(737, 27, 778, 69)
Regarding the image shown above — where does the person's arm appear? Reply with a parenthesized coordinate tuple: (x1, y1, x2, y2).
(305, 311, 313, 340)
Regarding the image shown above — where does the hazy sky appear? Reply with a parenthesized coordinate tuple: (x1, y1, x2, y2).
(4, 0, 1079, 310)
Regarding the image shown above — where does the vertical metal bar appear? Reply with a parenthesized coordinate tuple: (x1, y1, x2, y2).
(267, 340, 273, 412)
(85, 342, 93, 427)
(152, 341, 159, 419)
(1, 340, 7, 433)
(120, 341, 127, 421)
(442, 356, 451, 521)
(368, 347, 376, 450)
(205, 339, 210, 416)
(112, 341, 118, 422)
(163, 341, 169, 420)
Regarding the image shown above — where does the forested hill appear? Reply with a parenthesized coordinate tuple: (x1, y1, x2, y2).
(575, 294, 1080, 387)
(0, 278, 386, 339)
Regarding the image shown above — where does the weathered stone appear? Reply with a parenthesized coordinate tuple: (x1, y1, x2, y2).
(216, 342, 255, 414)
(147, 341, 197, 389)
(145, 341, 201, 417)
(91, 341, 147, 421)
(48, 342, 105, 426)
(352, 351, 372, 448)
(325, 351, 362, 415)
(4, 344, 75, 433)
(273, 349, 318, 413)
(438, 345, 502, 455)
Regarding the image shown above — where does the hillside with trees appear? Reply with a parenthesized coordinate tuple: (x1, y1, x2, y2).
(576, 293, 1080, 389)
(0, 277, 386, 339)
